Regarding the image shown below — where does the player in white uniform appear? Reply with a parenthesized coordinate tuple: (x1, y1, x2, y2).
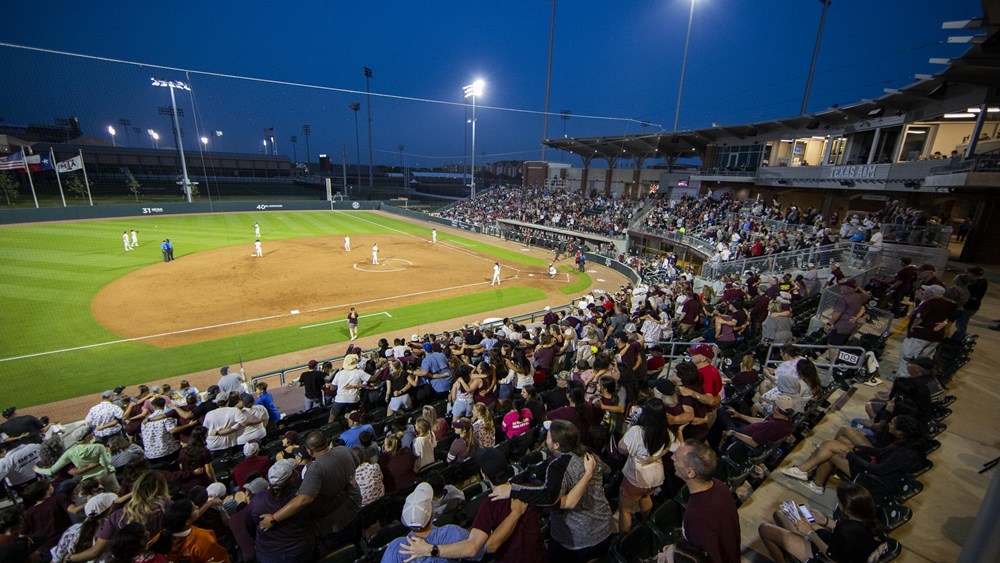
(254, 240, 263, 257)
(549, 263, 557, 278)
(372, 243, 379, 265)
(130, 229, 139, 247)
(254, 222, 260, 238)
(122, 231, 132, 252)
(491, 262, 501, 286)
(432, 229, 437, 244)
(344, 236, 351, 252)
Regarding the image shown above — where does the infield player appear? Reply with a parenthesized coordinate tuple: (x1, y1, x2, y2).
(549, 263, 557, 278)
(372, 243, 379, 265)
(491, 262, 501, 286)
(347, 307, 359, 341)
(122, 231, 132, 252)
(131, 229, 139, 248)
(254, 239, 263, 257)
(432, 228, 437, 244)
(344, 236, 351, 252)
(254, 222, 260, 238)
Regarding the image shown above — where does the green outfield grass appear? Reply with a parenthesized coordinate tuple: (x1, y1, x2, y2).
(0, 211, 569, 407)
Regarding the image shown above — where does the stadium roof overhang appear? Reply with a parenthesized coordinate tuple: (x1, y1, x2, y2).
(544, 3, 1000, 162)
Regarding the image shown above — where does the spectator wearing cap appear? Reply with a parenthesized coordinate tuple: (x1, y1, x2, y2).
(217, 365, 248, 397)
(413, 343, 452, 396)
(203, 392, 243, 455)
(489, 420, 611, 562)
(446, 418, 478, 463)
(299, 360, 327, 411)
(84, 391, 124, 445)
(826, 278, 867, 347)
(227, 477, 268, 562)
(191, 385, 221, 422)
(49, 491, 117, 563)
(0, 407, 46, 450)
(34, 426, 119, 493)
(340, 411, 375, 449)
(249, 459, 317, 562)
(723, 394, 796, 448)
(681, 344, 723, 425)
(233, 442, 272, 489)
(328, 354, 370, 422)
(674, 441, 741, 563)
(540, 370, 572, 411)
(898, 284, 954, 376)
(381, 482, 471, 563)
(401, 446, 549, 563)
(915, 263, 944, 292)
(258, 431, 361, 545)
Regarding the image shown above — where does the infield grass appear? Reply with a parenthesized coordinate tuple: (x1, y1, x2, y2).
(0, 211, 570, 407)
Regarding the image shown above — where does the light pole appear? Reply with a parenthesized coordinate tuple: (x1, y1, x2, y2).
(147, 129, 160, 149)
(290, 135, 298, 163)
(349, 102, 362, 185)
(541, 0, 557, 161)
(364, 66, 374, 188)
(801, 0, 832, 115)
(200, 136, 209, 149)
(463, 79, 485, 199)
(151, 77, 193, 203)
(301, 124, 311, 164)
(117, 118, 131, 145)
(214, 130, 223, 151)
(107, 125, 117, 147)
(673, 0, 698, 132)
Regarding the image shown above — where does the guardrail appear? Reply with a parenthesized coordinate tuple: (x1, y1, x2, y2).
(763, 343, 868, 380)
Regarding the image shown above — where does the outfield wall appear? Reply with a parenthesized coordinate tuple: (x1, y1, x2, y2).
(0, 199, 381, 224)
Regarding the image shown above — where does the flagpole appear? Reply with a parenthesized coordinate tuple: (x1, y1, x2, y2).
(79, 149, 93, 206)
(51, 148, 66, 207)
(20, 147, 39, 208)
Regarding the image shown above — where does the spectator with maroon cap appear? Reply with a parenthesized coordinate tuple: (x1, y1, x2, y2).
(888, 257, 918, 317)
(682, 344, 723, 422)
(675, 440, 741, 562)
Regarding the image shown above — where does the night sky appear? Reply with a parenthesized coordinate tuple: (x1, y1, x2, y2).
(2, 0, 984, 168)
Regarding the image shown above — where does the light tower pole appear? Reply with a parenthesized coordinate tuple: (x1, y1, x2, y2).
(463, 79, 485, 199)
(364, 66, 374, 188)
(151, 78, 193, 202)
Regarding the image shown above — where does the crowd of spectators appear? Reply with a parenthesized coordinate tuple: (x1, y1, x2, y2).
(439, 187, 644, 239)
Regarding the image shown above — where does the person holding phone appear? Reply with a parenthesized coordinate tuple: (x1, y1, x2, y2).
(758, 482, 885, 563)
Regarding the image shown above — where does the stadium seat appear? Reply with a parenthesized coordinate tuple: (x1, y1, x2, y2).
(647, 499, 684, 544)
(610, 524, 661, 563)
(317, 543, 363, 563)
(364, 521, 409, 560)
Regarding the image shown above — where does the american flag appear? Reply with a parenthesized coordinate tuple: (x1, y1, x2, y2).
(0, 153, 25, 171)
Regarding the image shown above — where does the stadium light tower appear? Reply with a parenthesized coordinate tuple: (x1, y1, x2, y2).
(673, 0, 699, 132)
(151, 77, 193, 203)
(107, 125, 117, 147)
(801, 0, 832, 115)
(463, 79, 485, 199)
(147, 129, 160, 149)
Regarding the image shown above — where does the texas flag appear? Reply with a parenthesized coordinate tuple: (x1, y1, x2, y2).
(24, 154, 53, 172)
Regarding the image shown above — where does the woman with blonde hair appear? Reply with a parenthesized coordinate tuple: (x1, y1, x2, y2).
(412, 418, 437, 472)
(421, 405, 448, 440)
(66, 471, 171, 562)
(471, 402, 496, 448)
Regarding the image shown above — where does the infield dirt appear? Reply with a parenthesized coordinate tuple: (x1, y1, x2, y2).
(92, 234, 571, 347)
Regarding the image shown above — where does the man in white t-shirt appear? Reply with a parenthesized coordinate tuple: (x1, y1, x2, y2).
(0, 442, 41, 492)
(328, 354, 369, 422)
(864, 226, 884, 267)
(204, 393, 242, 454)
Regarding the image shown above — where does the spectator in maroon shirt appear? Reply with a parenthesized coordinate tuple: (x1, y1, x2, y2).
(675, 441, 741, 562)
(378, 434, 417, 494)
(20, 479, 76, 553)
(723, 394, 796, 448)
(233, 442, 272, 489)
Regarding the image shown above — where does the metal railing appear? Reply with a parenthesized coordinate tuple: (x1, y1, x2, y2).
(813, 266, 895, 339)
(879, 223, 953, 248)
(763, 343, 868, 382)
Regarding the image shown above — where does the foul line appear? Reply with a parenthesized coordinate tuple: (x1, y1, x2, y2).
(300, 311, 392, 330)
